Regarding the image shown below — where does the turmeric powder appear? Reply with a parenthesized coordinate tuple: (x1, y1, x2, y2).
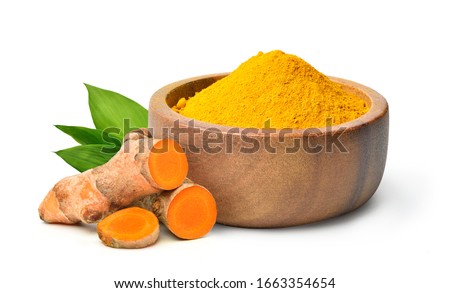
(176, 50, 368, 129)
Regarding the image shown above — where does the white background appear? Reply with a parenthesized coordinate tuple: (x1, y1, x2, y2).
(1, 0, 448, 292)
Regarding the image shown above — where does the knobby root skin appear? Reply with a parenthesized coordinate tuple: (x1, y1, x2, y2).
(97, 207, 160, 249)
(39, 130, 188, 224)
(134, 180, 217, 240)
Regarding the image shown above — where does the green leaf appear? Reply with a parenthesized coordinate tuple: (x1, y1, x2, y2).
(55, 125, 122, 146)
(55, 144, 116, 172)
(85, 84, 148, 135)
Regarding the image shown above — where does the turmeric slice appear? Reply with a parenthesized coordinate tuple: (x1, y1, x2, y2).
(135, 181, 217, 240)
(97, 207, 159, 249)
(148, 139, 188, 190)
(165, 184, 217, 240)
(38, 129, 188, 224)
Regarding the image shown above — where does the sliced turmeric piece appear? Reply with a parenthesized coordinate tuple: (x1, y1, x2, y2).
(39, 129, 188, 224)
(97, 207, 159, 249)
(166, 185, 217, 240)
(135, 181, 217, 240)
(148, 139, 188, 190)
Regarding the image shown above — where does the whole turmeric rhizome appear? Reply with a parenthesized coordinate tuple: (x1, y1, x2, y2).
(39, 129, 217, 249)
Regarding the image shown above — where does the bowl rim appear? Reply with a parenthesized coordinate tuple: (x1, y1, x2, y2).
(150, 73, 388, 137)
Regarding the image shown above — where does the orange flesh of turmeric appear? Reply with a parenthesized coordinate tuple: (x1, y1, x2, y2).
(167, 185, 217, 240)
(97, 207, 159, 248)
(149, 139, 189, 190)
(107, 213, 148, 239)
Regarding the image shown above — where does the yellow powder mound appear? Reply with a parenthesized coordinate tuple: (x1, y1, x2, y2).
(177, 50, 368, 129)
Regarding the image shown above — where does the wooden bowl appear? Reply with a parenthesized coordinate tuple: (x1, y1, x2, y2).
(149, 73, 389, 228)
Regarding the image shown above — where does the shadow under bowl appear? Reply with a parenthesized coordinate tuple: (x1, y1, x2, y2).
(149, 73, 389, 228)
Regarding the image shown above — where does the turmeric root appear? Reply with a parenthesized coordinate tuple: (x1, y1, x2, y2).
(135, 181, 217, 240)
(39, 129, 188, 224)
(97, 207, 159, 249)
